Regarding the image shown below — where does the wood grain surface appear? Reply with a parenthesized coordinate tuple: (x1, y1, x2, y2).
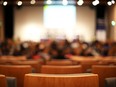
(41, 65, 82, 74)
(0, 65, 32, 87)
(92, 65, 116, 87)
(24, 73, 99, 87)
(0, 74, 7, 87)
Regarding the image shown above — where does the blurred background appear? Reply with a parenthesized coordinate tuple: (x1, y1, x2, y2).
(0, 0, 115, 42)
(0, 0, 116, 58)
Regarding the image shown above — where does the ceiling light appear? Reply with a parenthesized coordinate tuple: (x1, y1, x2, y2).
(62, 0, 68, 6)
(77, 0, 84, 6)
(107, 1, 112, 6)
(92, 1, 97, 6)
(30, 0, 36, 4)
(96, 0, 99, 4)
(92, 0, 99, 6)
(111, 21, 116, 26)
(46, 0, 52, 4)
(17, 1, 22, 6)
(111, 0, 115, 4)
(3, 1, 8, 6)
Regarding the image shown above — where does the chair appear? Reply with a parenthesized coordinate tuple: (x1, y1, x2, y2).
(0, 65, 32, 87)
(0, 56, 27, 61)
(46, 59, 76, 66)
(100, 58, 116, 65)
(80, 60, 99, 73)
(0, 56, 27, 65)
(0, 74, 7, 87)
(24, 73, 99, 87)
(69, 56, 100, 72)
(105, 77, 116, 87)
(11, 60, 41, 72)
(6, 77, 17, 87)
(41, 65, 82, 74)
(92, 65, 116, 87)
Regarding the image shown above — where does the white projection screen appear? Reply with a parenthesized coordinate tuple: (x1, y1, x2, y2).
(14, 5, 96, 42)
(44, 5, 76, 28)
(43, 5, 76, 41)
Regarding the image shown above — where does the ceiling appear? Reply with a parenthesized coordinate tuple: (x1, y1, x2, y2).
(0, 0, 112, 5)
(3, 0, 110, 3)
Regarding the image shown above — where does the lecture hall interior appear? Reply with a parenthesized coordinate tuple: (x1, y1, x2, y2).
(0, 0, 116, 87)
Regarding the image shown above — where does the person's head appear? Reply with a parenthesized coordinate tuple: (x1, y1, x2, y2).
(62, 47, 71, 55)
(71, 43, 83, 55)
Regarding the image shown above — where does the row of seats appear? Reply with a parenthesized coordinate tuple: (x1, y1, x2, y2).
(0, 56, 116, 87)
(40, 65, 116, 87)
(0, 65, 116, 87)
(1, 74, 116, 87)
(0, 56, 116, 66)
(0, 56, 116, 73)
(45, 58, 116, 73)
(0, 73, 99, 87)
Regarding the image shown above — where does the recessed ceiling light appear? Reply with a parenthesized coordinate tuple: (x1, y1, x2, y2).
(3, 1, 8, 6)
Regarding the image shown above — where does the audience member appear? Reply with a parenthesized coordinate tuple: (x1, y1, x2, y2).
(0, 38, 116, 59)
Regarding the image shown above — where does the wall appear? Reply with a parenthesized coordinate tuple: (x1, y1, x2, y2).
(114, 5, 116, 41)
(107, 5, 116, 41)
(14, 6, 96, 42)
(0, 6, 4, 40)
(76, 6, 96, 42)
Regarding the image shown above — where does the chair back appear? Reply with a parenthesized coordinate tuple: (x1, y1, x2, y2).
(0, 65, 32, 87)
(24, 73, 99, 87)
(92, 65, 116, 87)
(41, 65, 82, 74)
